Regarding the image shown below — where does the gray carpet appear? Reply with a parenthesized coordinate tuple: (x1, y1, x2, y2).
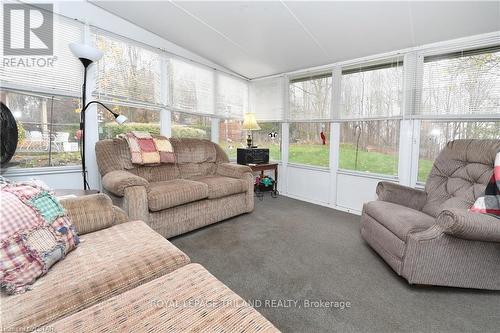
(171, 196, 500, 333)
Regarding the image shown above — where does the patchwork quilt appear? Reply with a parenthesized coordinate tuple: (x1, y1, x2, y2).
(0, 182, 79, 294)
(469, 152, 500, 217)
(122, 131, 175, 165)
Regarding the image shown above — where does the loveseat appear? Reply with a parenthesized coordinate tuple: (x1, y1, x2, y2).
(0, 194, 279, 332)
(96, 138, 254, 238)
(360, 139, 500, 290)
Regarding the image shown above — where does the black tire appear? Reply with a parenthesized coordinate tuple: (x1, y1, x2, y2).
(0, 102, 19, 166)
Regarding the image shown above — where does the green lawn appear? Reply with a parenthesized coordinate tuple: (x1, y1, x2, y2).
(12, 151, 81, 168)
(287, 143, 434, 180)
(289, 144, 329, 167)
(417, 159, 434, 183)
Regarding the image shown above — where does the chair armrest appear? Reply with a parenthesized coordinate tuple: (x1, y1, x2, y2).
(437, 209, 500, 242)
(376, 181, 427, 211)
(102, 170, 148, 197)
(60, 194, 128, 235)
(216, 163, 253, 179)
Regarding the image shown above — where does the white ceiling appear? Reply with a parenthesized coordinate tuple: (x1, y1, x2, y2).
(90, 1, 500, 79)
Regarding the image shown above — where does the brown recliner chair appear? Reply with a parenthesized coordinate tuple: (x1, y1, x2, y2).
(361, 139, 500, 290)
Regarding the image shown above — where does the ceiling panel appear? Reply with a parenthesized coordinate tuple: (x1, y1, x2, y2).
(92, 1, 270, 78)
(91, 1, 500, 79)
(176, 1, 331, 77)
(285, 1, 414, 63)
(408, 1, 500, 44)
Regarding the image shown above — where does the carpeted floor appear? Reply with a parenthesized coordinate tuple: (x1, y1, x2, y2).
(171, 196, 500, 333)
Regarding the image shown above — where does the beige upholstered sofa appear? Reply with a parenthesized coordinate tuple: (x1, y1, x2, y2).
(1, 194, 279, 332)
(361, 139, 500, 290)
(95, 138, 254, 238)
(1, 194, 191, 330)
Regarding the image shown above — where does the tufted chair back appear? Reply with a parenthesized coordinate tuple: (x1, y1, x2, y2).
(422, 139, 500, 217)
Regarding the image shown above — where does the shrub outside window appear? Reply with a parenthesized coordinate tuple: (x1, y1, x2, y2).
(1, 90, 81, 168)
(339, 120, 400, 176)
(98, 104, 160, 140)
(172, 111, 211, 140)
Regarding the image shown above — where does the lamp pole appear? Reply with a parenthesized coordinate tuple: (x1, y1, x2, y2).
(70, 43, 128, 190)
(79, 60, 92, 190)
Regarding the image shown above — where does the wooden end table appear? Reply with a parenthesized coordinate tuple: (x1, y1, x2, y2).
(247, 163, 279, 199)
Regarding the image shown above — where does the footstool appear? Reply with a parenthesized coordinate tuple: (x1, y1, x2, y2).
(49, 263, 280, 332)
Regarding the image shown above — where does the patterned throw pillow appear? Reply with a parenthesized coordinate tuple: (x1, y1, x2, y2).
(469, 152, 500, 217)
(0, 182, 79, 294)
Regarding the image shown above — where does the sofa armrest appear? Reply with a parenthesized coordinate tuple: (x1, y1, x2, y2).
(102, 170, 148, 197)
(60, 194, 128, 235)
(376, 181, 427, 211)
(437, 209, 500, 242)
(216, 163, 253, 179)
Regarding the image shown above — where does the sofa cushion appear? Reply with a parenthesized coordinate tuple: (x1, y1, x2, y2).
(1, 184, 79, 294)
(363, 201, 435, 241)
(147, 179, 209, 211)
(0, 221, 190, 331)
(49, 263, 280, 333)
(191, 175, 247, 199)
(178, 162, 217, 179)
(170, 138, 217, 164)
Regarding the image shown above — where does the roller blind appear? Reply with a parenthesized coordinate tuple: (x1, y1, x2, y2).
(340, 60, 403, 119)
(216, 73, 248, 118)
(250, 76, 285, 121)
(0, 12, 84, 96)
(418, 46, 500, 117)
(289, 73, 332, 121)
(169, 58, 214, 115)
(92, 29, 163, 107)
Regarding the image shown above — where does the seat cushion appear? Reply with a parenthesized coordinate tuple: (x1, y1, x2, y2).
(0, 221, 190, 331)
(363, 201, 435, 241)
(191, 175, 247, 199)
(147, 179, 209, 211)
(50, 263, 280, 333)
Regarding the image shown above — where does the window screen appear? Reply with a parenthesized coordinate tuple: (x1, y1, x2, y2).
(341, 61, 403, 119)
(419, 46, 500, 116)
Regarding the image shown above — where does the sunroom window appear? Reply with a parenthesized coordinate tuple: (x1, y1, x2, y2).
(338, 60, 403, 177)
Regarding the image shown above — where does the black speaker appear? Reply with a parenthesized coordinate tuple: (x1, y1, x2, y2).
(237, 148, 269, 165)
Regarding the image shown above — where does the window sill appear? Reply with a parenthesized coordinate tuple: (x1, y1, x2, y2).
(286, 163, 330, 172)
(1, 165, 82, 177)
(337, 169, 398, 181)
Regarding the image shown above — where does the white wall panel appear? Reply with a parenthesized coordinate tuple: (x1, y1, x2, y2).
(335, 173, 385, 212)
(286, 166, 330, 204)
(4, 169, 83, 189)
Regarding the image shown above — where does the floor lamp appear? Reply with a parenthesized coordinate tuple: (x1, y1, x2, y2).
(69, 43, 127, 190)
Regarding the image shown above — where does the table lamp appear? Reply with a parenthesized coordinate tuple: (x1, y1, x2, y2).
(242, 112, 260, 148)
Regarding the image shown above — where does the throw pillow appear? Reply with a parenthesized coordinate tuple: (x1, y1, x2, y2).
(0, 182, 79, 294)
(469, 152, 500, 217)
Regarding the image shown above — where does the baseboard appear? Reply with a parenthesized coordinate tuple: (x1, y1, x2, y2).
(281, 193, 362, 216)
